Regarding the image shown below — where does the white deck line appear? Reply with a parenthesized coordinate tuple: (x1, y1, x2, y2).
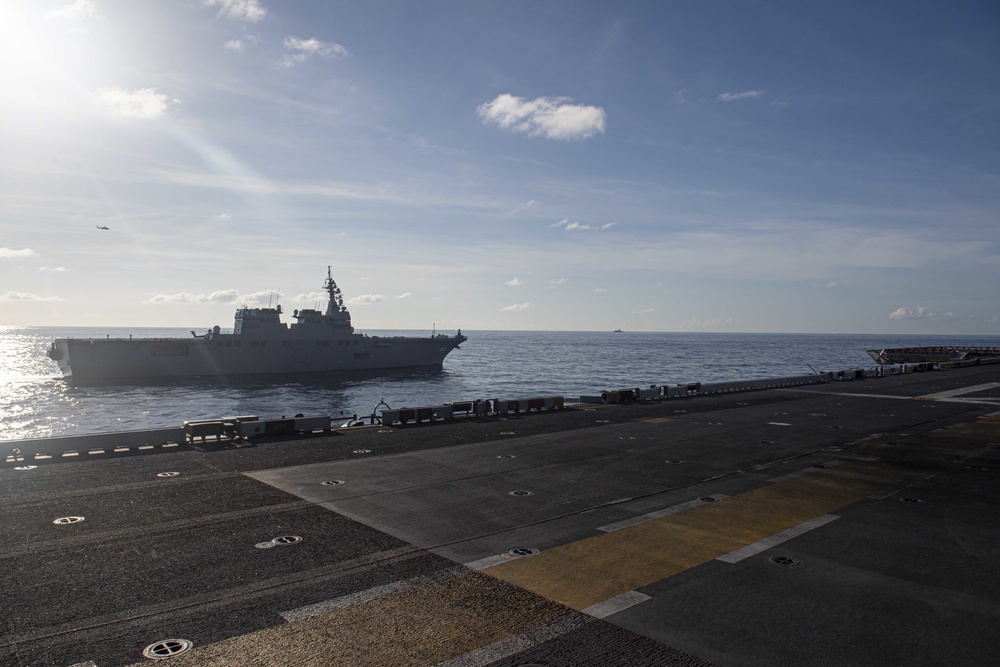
(918, 382, 1000, 400)
(716, 514, 840, 563)
(433, 613, 591, 667)
(581, 591, 652, 619)
(767, 460, 842, 483)
(597, 494, 730, 532)
(280, 565, 465, 622)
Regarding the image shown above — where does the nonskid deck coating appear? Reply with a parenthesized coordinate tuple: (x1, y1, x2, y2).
(0, 364, 997, 666)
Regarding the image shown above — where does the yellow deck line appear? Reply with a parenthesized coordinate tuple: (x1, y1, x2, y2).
(484, 462, 903, 610)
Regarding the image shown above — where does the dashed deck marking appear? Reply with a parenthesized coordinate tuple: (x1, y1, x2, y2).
(716, 514, 840, 563)
(917, 383, 1000, 401)
(483, 462, 902, 610)
(581, 591, 651, 619)
(597, 495, 729, 532)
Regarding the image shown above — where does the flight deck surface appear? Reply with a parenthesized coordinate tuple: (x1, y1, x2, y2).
(2, 365, 998, 666)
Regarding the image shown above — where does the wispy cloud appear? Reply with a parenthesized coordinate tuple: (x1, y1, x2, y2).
(92, 87, 178, 119)
(505, 200, 537, 216)
(477, 94, 606, 141)
(501, 303, 530, 312)
(45, 0, 96, 23)
(594, 288, 607, 293)
(281, 36, 349, 67)
(889, 306, 934, 320)
(717, 90, 763, 102)
(505, 277, 523, 287)
(346, 294, 384, 305)
(548, 278, 566, 288)
(40, 266, 69, 272)
(396, 292, 412, 299)
(292, 291, 325, 304)
(146, 290, 239, 304)
(0, 292, 63, 302)
(223, 39, 245, 52)
(0, 247, 36, 258)
(552, 219, 616, 232)
(202, 0, 266, 22)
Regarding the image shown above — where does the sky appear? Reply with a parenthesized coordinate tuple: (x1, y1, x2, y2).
(1, 0, 998, 334)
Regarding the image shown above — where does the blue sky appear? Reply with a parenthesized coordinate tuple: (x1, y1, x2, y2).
(1, 0, 997, 333)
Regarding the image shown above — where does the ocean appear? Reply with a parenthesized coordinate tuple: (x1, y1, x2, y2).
(3, 326, 999, 442)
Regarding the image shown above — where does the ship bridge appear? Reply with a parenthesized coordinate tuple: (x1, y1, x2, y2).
(233, 305, 287, 336)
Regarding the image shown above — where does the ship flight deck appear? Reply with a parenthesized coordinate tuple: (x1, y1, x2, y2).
(2, 364, 999, 666)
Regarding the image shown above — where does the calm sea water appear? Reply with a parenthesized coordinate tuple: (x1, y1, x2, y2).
(3, 326, 999, 441)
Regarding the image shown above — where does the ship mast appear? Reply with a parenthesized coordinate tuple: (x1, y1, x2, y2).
(324, 265, 345, 316)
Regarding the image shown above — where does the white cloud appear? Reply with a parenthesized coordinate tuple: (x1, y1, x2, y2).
(505, 277, 523, 287)
(501, 303, 530, 312)
(292, 291, 325, 304)
(146, 290, 240, 304)
(594, 288, 607, 293)
(0, 292, 62, 302)
(93, 87, 177, 119)
(506, 200, 537, 215)
(548, 278, 566, 288)
(889, 306, 930, 320)
(552, 218, 615, 232)
(223, 39, 245, 52)
(396, 292, 412, 299)
(202, 0, 266, 22)
(281, 36, 349, 67)
(477, 94, 606, 141)
(40, 266, 69, 272)
(0, 247, 36, 258)
(552, 219, 592, 231)
(346, 294, 384, 305)
(638, 308, 654, 313)
(45, 0, 96, 23)
(717, 90, 763, 102)
(241, 290, 281, 305)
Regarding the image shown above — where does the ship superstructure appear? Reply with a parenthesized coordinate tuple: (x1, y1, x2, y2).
(48, 268, 466, 385)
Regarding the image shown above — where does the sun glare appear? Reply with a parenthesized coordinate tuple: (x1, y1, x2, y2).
(0, 2, 93, 111)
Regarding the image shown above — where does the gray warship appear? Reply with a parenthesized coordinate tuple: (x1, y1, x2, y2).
(47, 267, 467, 385)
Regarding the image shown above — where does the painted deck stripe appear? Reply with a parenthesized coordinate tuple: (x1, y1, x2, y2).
(767, 460, 842, 483)
(581, 591, 651, 619)
(918, 383, 1000, 400)
(433, 613, 591, 667)
(716, 514, 840, 563)
(869, 473, 937, 500)
(598, 495, 729, 532)
(280, 565, 465, 621)
(483, 462, 902, 610)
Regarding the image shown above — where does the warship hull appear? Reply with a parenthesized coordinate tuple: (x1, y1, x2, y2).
(48, 334, 463, 385)
(48, 267, 466, 385)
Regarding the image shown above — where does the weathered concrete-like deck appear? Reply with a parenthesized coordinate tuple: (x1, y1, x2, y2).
(2, 364, 998, 666)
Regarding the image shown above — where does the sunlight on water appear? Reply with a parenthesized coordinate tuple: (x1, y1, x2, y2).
(3, 326, 1000, 442)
